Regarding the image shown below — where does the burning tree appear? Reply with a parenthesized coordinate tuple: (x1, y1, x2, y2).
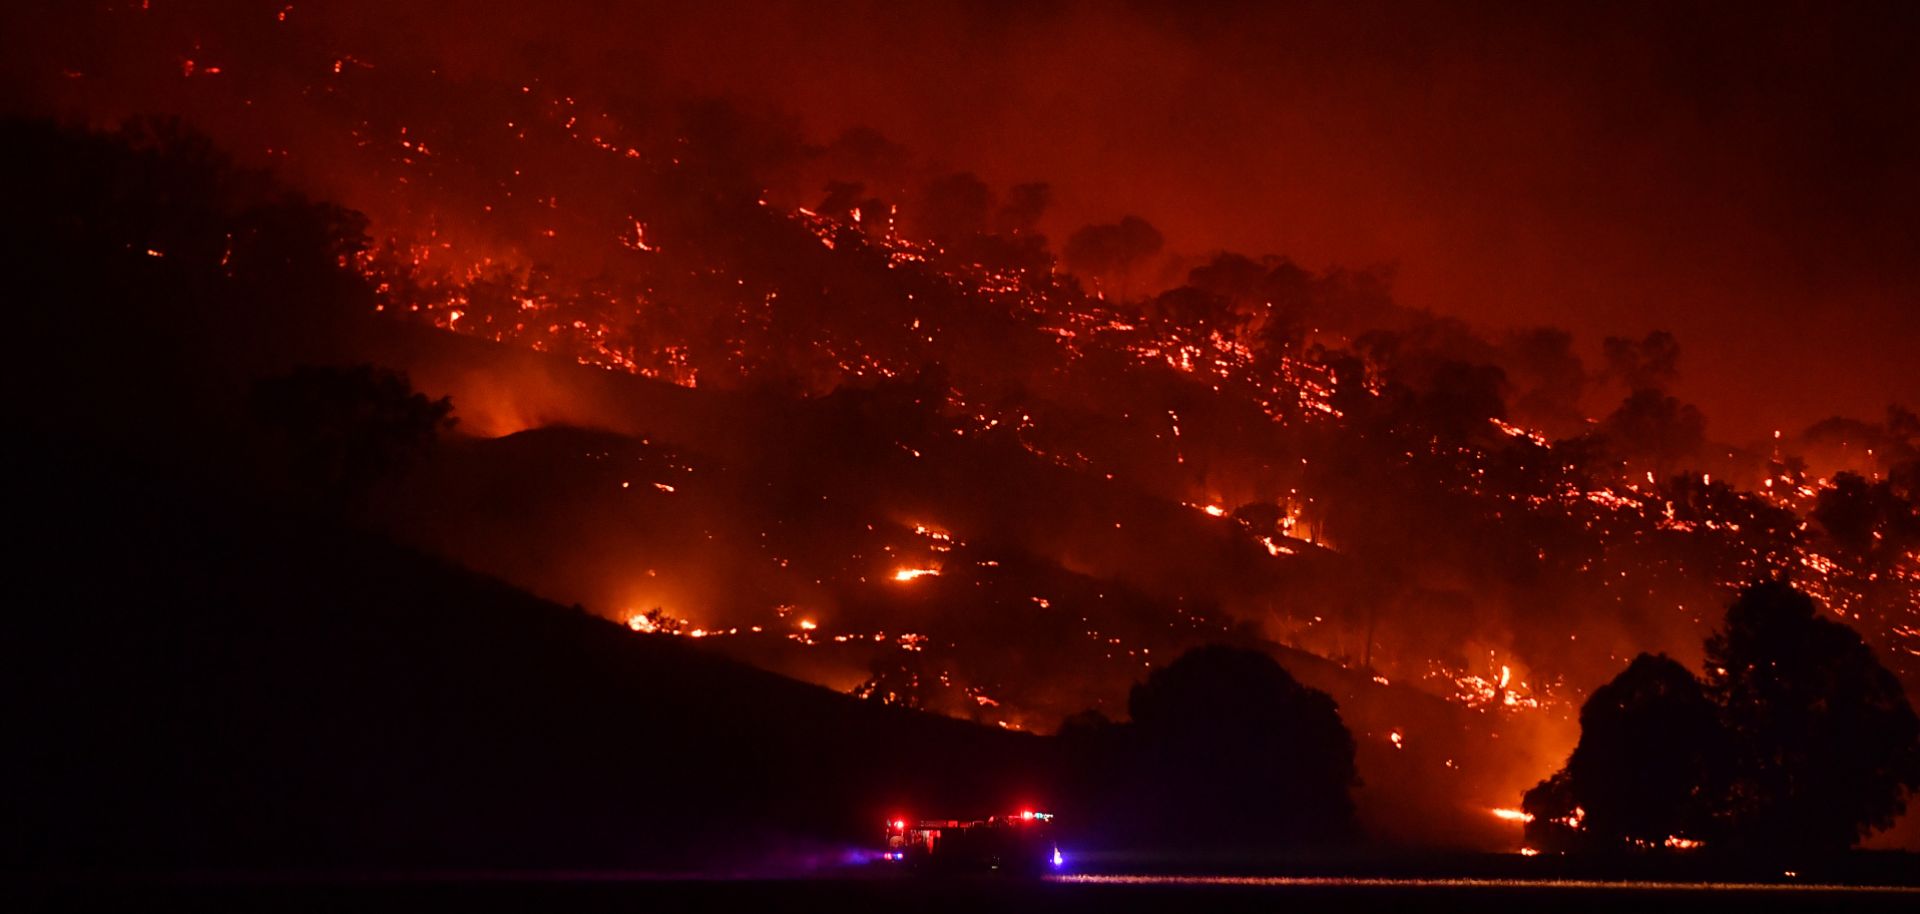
(853, 652, 929, 710)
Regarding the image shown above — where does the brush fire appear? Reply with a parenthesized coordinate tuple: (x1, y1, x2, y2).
(13, 0, 1918, 858)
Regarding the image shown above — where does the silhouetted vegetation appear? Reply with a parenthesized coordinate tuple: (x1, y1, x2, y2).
(1814, 472, 1920, 572)
(5, 92, 1916, 880)
(246, 364, 455, 506)
(1058, 645, 1358, 851)
(1707, 582, 1920, 854)
(4, 451, 1046, 871)
(1527, 582, 1920, 858)
(1063, 215, 1163, 296)
(6, 115, 375, 455)
(1525, 654, 1727, 851)
(1595, 388, 1707, 476)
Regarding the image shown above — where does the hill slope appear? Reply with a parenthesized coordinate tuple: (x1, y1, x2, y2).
(4, 450, 1043, 872)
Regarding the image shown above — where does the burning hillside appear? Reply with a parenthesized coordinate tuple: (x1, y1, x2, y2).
(7, 0, 1917, 850)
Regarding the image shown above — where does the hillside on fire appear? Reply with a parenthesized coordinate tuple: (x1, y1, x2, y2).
(4, 0, 1920, 876)
(5, 448, 1044, 869)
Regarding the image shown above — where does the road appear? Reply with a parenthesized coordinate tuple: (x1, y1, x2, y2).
(10, 873, 1918, 913)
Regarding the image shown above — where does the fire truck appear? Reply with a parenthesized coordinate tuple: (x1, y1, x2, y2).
(881, 810, 1065, 874)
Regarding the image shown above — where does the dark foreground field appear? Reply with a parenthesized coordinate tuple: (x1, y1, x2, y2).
(8, 873, 1919, 914)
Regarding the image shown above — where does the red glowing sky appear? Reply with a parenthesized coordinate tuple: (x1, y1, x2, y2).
(9, 1, 1916, 438)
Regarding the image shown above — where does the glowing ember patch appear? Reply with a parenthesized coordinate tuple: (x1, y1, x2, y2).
(798, 619, 817, 631)
(1257, 536, 1295, 557)
(1491, 808, 1533, 823)
(892, 567, 940, 581)
(1488, 417, 1551, 447)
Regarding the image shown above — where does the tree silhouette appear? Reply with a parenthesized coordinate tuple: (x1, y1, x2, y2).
(1501, 326, 1588, 437)
(1524, 582, 1920, 857)
(1602, 330, 1681, 392)
(1521, 769, 1583, 853)
(1063, 216, 1163, 298)
(1560, 653, 1727, 847)
(247, 364, 455, 506)
(914, 171, 992, 242)
(994, 182, 1052, 235)
(1150, 285, 1236, 332)
(1596, 388, 1706, 475)
(1121, 644, 1357, 847)
(1813, 471, 1920, 569)
(1705, 581, 1920, 855)
(1414, 360, 1509, 443)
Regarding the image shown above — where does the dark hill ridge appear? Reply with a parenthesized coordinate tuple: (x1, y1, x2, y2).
(4, 451, 1043, 871)
(374, 421, 1552, 848)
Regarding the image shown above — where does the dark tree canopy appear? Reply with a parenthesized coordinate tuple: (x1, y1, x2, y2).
(9, 117, 379, 453)
(1501, 326, 1588, 436)
(1705, 581, 1920, 854)
(1812, 471, 1920, 569)
(247, 364, 455, 504)
(1150, 285, 1236, 332)
(1121, 644, 1358, 847)
(1522, 769, 1581, 853)
(1413, 360, 1509, 442)
(1602, 330, 1681, 392)
(995, 181, 1052, 235)
(1062, 215, 1163, 291)
(1527, 582, 1920, 858)
(1560, 653, 1727, 846)
(914, 171, 992, 241)
(1596, 387, 1707, 474)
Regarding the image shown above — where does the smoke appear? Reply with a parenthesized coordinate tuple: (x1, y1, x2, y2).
(10, 1, 1916, 849)
(14, 0, 1917, 437)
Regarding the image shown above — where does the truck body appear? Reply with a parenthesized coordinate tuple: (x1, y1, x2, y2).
(882, 811, 1063, 874)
